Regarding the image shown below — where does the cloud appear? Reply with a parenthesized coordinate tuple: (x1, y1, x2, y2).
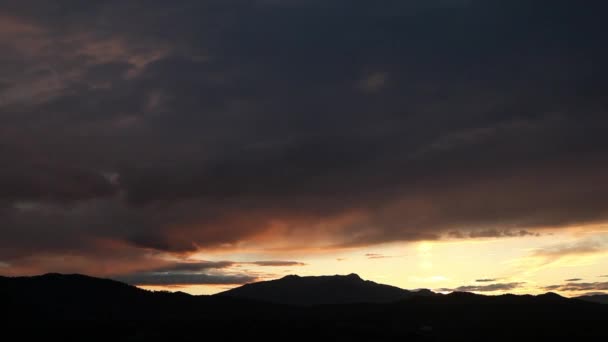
(150, 261, 236, 272)
(114, 273, 257, 286)
(469, 230, 540, 238)
(358, 72, 388, 93)
(543, 282, 608, 292)
(505, 235, 608, 276)
(365, 253, 392, 259)
(439, 282, 524, 293)
(109, 258, 303, 286)
(565, 278, 582, 282)
(543, 285, 562, 291)
(144, 260, 307, 272)
(449, 230, 540, 239)
(533, 237, 608, 258)
(475, 279, 497, 283)
(0, 152, 119, 203)
(1, 1, 608, 275)
(249, 261, 306, 267)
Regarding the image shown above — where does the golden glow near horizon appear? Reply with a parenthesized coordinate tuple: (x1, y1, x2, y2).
(136, 226, 608, 297)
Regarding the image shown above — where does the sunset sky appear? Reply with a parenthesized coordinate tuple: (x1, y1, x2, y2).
(1, 1, 607, 297)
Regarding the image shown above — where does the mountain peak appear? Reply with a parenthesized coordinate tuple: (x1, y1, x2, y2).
(281, 274, 301, 279)
(538, 292, 565, 299)
(282, 273, 362, 281)
(2, 273, 607, 339)
(218, 273, 413, 305)
(345, 273, 362, 280)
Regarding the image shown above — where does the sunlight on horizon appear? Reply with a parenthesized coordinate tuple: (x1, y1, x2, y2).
(138, 226, 608, 297)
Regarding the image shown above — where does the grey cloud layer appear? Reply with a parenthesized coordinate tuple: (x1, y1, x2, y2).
(250, 261, 306, 267)
(1, 1, 608, 272)
(475, 279, 498, 283)
(439, 282, 524, 293)
(113, 260, 304, 285)
(533, 237, 608, 258)
(114, 273, 256, 286)
(151, 261, 306, 272)
(544, 282, 608, 292)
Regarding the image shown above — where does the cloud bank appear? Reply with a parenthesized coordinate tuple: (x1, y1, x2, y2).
(1, 1, 608, 277)
(439, 282, 524, 293)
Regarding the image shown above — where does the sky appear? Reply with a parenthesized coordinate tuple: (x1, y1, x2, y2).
(1, 0, 607, 297)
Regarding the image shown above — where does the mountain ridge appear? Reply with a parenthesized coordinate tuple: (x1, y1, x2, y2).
(1, 273, 607, 340)
(217, 273, 434, 305)
(577, 294, 608, 304)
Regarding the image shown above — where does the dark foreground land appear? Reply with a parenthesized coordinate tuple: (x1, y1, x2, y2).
(1, 274, 606, 341)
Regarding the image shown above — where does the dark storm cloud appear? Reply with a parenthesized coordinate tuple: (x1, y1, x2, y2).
(1, 1, 608, 273)
(0, 145, 118, 202)
(439, 282, 524, 293)
(543, 282, 608, 292)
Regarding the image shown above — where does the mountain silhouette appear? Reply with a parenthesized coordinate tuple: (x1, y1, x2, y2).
(217, 273, 432, 305)
(577, 294, 608, 304)
(2, 273, 607, 341)
(0, 273, 277, 320)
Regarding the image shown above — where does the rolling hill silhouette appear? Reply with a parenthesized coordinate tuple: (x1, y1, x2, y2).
(577, 294, 608, 304)
(217, 273, 433, 305)
(1, 273, 607, 341)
